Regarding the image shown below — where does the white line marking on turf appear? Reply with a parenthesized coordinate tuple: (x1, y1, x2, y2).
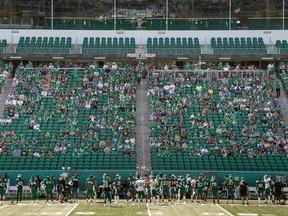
(203, 213, 225, 216)
(216, 204, 233, 216)
(75, 213, 96, 215)
(40, 212, 62, 215)
(237, 214, 258, 216)
(65, 204, 79, 216)
(146, 204, 152, 216)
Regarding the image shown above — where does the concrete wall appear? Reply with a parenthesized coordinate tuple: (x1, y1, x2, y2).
(1, 29, 288, 45)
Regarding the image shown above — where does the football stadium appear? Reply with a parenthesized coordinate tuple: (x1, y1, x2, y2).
(0, 0, 288, 216)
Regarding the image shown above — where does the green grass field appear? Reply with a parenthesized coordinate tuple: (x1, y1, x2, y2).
(0, 200, 287, 216)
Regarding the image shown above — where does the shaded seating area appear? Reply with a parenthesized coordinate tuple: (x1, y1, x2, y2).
(211, 37, 267, 54)
(82, 37, 135, 54)
(16, 37, 71, 54)
(147, 37, 200, 54)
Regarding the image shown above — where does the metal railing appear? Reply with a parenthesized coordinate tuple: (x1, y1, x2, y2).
(151, 69, 267, 80)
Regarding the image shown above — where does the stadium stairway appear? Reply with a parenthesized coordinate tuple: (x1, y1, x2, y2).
(135, 79, 151, 175)
(0, 77, 13, 117)
(278, 79, 288, 124)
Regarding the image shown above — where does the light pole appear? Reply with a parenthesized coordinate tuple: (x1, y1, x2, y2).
(51, 0, 54, 30)
(166, 0, 169, 31)
(283, 0, 285, 30)
(114, 0, 116, 30)
(229, 0, 231, 30)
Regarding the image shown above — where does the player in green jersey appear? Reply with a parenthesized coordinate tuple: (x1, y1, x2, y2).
(127, 174, 136, 202)
(256, 177, 265, 205)
(203, 175, 210, 202)
(16, 174, 24, 203)
(42, 176, 54, 203)
(103, 174, 112, 206)
(194, 175, 204, 203)
(0, 176, 6, 204)
(160, 175, 169, 202)
(85, 175, 97, 203)
(50, 174, 57, 192)
(28, 176, 38, 203)
(209, 175, 219, 204)
(169, 175, 177, 202)
(177, 176, 186, 202)
(70, 174, 80, 202)
(225, 175, 235, 204)
(113, 174, 121, 204)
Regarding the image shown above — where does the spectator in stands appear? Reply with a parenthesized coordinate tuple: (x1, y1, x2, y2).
(32, 150, 41, 157)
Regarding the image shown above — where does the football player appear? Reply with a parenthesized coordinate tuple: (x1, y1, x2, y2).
(70, 174, 80, 202)
(85, 175, 96, 203)
(28, 176, 38, 203)
(127, 174, 136, 203)
(93, 177, 99, 202)
(42, 176, 54, 203)
(160, 174, 169, 203)
(209, 175, 219, 204)
(16, 174, 24, 203)
(225, 175, 235, 204)
(113, 174, 121, 204)
(103, 174, 112, 206)
(194, 175, 204, 203)
(203, 175, 209, 202)
(256, 177, 265, 205)
(177, 176, 186, 202)
(185, 174, 192, 201)
(169, 174, 177, 202)
(190, 176, 197, 202)
(0, 176, 6, 204)
(149, 175, 158, 204)
(264, 174, 272, 203)
(135, 176, 147, 209)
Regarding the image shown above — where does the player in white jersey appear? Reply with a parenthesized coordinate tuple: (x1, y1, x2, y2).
(135, 177, 147, 209)
(149, 176, 158, 204)
(264, 175, 272, 203)
(190, 176, 197, 202)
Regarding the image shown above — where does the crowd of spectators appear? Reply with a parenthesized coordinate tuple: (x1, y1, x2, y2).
(148, 70, 288, 159)
(0, 62, 139, 159)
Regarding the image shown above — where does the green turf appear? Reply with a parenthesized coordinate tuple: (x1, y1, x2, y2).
(221, 204, 288, 216)
(0, 200, 287, 216)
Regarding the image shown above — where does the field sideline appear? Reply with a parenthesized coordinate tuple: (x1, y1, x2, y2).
(0, 200, 287, 216)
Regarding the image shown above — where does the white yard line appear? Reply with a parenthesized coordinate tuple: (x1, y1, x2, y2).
(65, 203, 78, 216)
(146, 203, 152, 216)
(216, 204, 234, 216)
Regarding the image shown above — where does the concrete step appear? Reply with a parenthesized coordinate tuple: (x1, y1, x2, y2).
(0, 78, 13, 117)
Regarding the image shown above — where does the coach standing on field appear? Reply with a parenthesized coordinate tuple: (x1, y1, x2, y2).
(58, 175, 66, 203)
